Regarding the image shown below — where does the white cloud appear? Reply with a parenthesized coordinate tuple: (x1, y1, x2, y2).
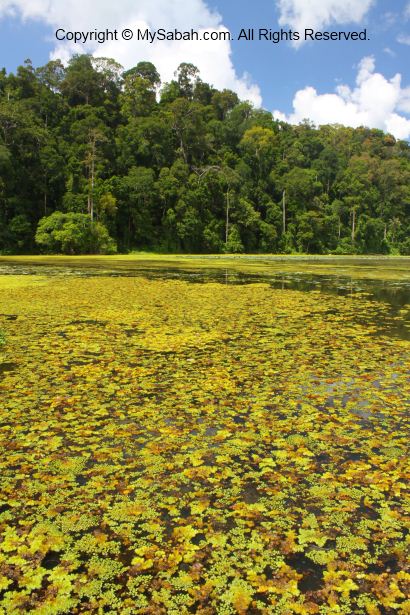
(398, 87, 410, 114)
(397, 33, 410, 45)
(273, 57, 410, 140)
(275, 0, 374, 46)
(405, 2, 410, 20)
(380, 12, 399, 28)
(383, 47, 396, 57)
(0, 0, 262, 105)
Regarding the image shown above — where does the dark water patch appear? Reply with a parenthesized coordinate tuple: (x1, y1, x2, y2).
(242, 482, 261, 504)
(0, 362, 17, 374)
(343, 451, 367, 462)
(69, 319, 108, 327)
(285, 552, 324, 592)
(367, 555, 400, 574)
(41, 551, 62, 570)
(0, 579, 19, 601)
(68, 358, 100, 366)
(357, 500, 379, 521)
(314, 452, 332, 469)
(191, 532, 206, 545)
(233, 414, 247, 425)
(179, 505, 191, 519)
(118, 546, 136, 568)
(204, 426, 218, 437)
(264, 564, 275, 580)
(123, 328, 142, 337)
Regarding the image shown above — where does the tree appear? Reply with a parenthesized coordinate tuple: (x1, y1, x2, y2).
(375, 158, 410, 247)
(67, 107, 111, 221)
(61, 55, 102, 106)
(356, 216, 389, 254)
(336, 155, 377, 244)
(239, 126, 277, 178)
(120, 62, 160, 119)
(175, 63, 200, 99)
(84, 127, 108, 221)
(211, 90, 240, 121)
(124, 62, 160, 87)
(9, 214, 32, 251)
(35, 211, 116, 254)
(167, 98, 207, 165)
(118, 167, 157, 248)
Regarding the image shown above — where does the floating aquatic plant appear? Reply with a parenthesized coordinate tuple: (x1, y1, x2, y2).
(0, 271, 409, 613)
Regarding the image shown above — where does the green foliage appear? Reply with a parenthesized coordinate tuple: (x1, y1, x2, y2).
(224, 225, 244, 253)
(35, 212, 116, 254)
(8, 215, 32, 251)
(0, 54, 410, 255)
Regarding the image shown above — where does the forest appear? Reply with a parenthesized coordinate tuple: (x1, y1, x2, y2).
(0, 54, 409, 255)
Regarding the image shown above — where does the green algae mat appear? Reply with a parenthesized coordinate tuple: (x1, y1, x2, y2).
(0, 258, 409, 614)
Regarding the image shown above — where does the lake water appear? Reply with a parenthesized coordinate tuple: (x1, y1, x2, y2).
(1, 255, 409, 338)
(0, 256, 409, 613)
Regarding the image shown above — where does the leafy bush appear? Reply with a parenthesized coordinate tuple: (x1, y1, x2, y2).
(35, 212, 116, 255)
(224, 226, 244, 253)
(399, 237, 410, 255)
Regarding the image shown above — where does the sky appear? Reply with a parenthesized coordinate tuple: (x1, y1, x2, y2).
(0, 0, 409, 138)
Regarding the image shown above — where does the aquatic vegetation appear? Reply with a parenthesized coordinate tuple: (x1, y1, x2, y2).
(0, 270, 409, 613)
(1, 253, 410, 282)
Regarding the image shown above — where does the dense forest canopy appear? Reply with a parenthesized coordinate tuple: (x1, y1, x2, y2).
(0, 55, 409, 255)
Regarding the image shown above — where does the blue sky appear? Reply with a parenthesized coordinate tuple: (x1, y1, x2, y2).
(1, 0, 409, 138)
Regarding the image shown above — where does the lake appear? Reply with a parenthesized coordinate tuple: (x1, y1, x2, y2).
(0, 255, 409, 614)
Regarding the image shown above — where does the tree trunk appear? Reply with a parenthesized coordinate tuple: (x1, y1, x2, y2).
(90, 151, 95, 222)
(44, 172, 48, 215)
(179, 136, 188, 164)
(225, 189, 230, 245)
(87, 136, 96, 222)
(351, 207, 356, 242)
(282, 189, 286, 235)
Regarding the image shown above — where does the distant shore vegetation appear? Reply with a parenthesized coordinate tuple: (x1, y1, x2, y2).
(1, 55, 409, 256)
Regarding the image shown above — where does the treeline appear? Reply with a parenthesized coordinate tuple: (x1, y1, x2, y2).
(0, 55, 409, 255)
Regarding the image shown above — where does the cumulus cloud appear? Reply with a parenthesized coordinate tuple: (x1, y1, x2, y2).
(276, 0, 374, 46)
(273, 57, 410, 140)
(398, 87, 410, 114)
(0, 0, 262, 105)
